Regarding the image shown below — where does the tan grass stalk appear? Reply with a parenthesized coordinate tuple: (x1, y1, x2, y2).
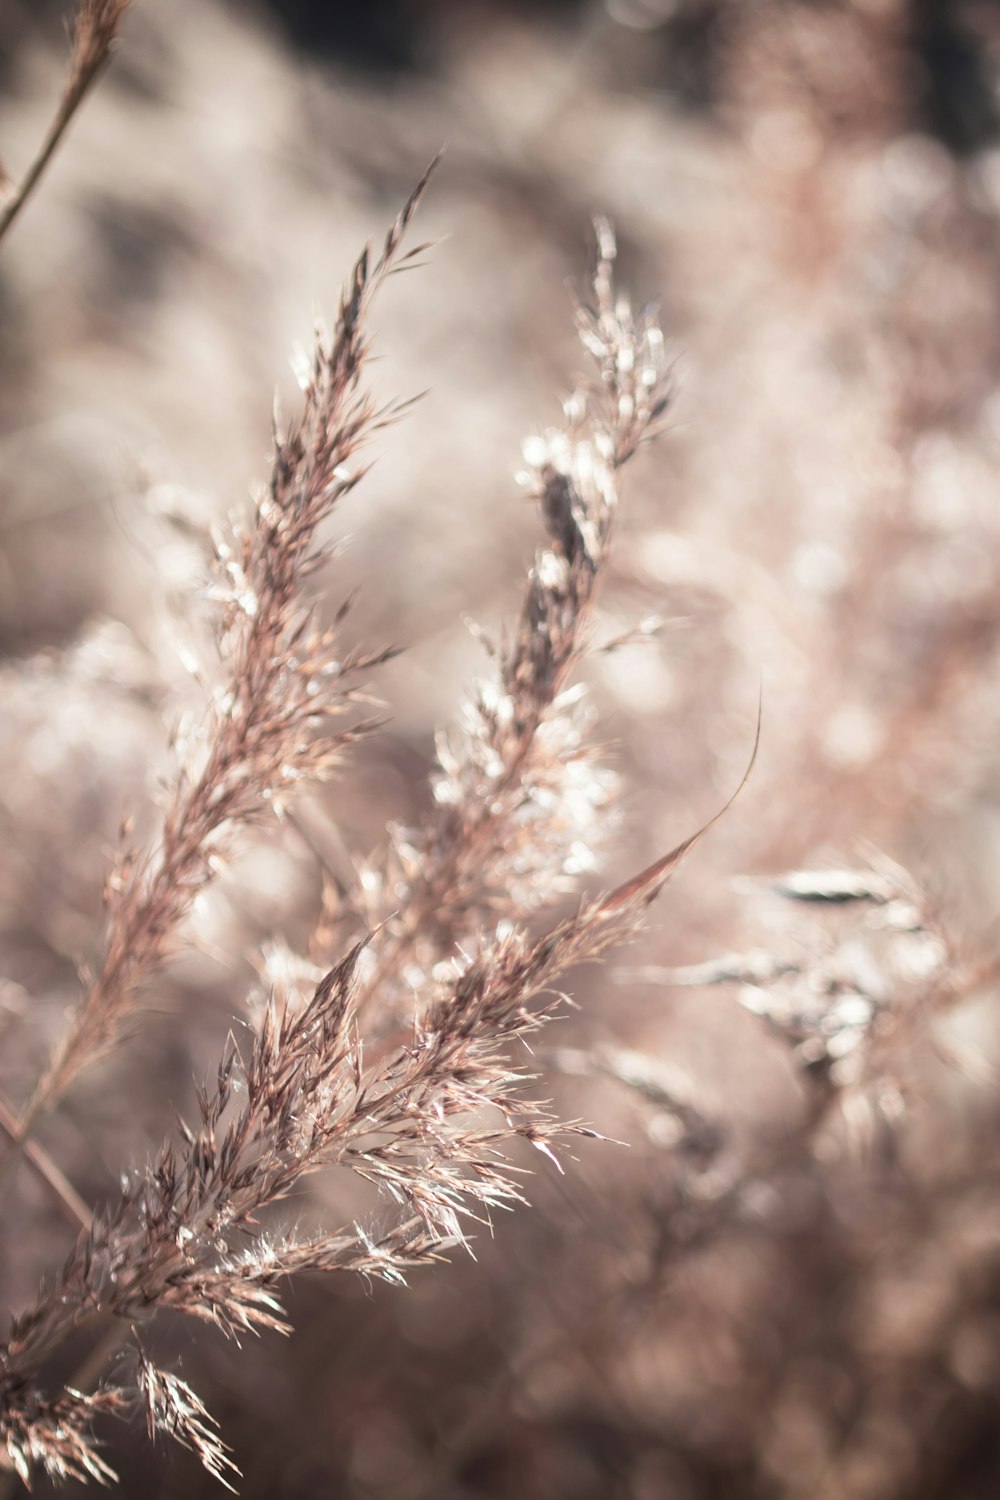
(345, 221, 672, 1022)
(0, 1, 131, 247)
(0, 166, 437, 1202)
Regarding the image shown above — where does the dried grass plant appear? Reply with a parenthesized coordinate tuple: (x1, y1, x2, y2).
(0, 9, 710, 1483)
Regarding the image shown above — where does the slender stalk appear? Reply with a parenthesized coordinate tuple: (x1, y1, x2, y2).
(0, 1, 132, 249)
(0, 162, 435, 1212)
(0, 68, 101, 245)
(0, 1095, 90, 1231)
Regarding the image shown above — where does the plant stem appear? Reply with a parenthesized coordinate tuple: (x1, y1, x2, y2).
(0, 1095, 89, 1231)
(0, 59, 105, 247)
